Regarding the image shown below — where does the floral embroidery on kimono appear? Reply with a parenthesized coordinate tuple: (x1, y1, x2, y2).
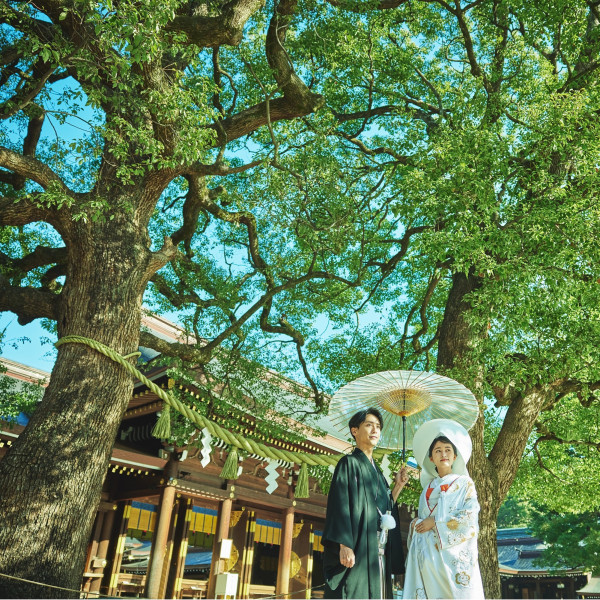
(402, 474, 484, 599)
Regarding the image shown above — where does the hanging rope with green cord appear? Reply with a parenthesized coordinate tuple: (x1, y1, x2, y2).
(55, 335, 393, 498)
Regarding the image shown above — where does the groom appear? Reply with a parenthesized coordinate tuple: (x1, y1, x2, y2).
(322, 407, 409, 599)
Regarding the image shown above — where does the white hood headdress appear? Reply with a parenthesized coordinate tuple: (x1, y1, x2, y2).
(412, 418, 472, 488)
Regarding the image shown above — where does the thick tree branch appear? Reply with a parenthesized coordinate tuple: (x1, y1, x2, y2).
(4, 108, 46, 191)
(534, 421, 600, 452)
(39, 264, 66, 291)
(407, 269, 444, 355)
(517, 17, 559, 74)
(449, 3, 486, 84)
(531, 435, 570, 483)
(209, 95, 324, 142)
(0, 275, 59, 325)
(0, 61, 55, 120)
(259, 307, 325, 410)
(323, 0, 410, 10)
(149, 272, 222, 311)
(365, 224, 432, 274)
(145, 236, 178, 282)
(489, 386, 552, 498)
(334, 94, 443, 124)
(2, 2, 58, 37)
(544, 378, 600, 410)
(196, 191, 273, 283)
(0, 147, 72, 196)
(337, 131, 412, 163)
(333, 105, 402, 122)
(167, 0, 265, 47)
(138, 330, 212, 364)
(0, 246, 67, 278)
(204, 267, 357, 355)
(170, 177, 219, 256)
(561, 2, 600, 90)
(0, 196, 58, 227)
(207, 0, 324, 144)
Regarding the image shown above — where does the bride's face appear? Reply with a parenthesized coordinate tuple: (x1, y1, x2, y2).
(429, 440, 456, 474)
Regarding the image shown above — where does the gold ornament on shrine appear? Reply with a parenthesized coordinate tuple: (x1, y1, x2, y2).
(230, 509, 244, 528)
(292, 521, 304, 538)
(290, 551, 302, 579)
(225, 543, 239, 571)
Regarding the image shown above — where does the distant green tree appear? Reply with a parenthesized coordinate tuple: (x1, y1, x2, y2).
(1, 0, 433, 595)
(497, 496, 535, 530)
(0, 367, 44, 422)
(530, 511, 600, 575)
(303, 1, 600, 593)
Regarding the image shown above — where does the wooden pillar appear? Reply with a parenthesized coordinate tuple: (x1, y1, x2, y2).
(276, 506, 295, 598)
(86, 509, 105, 569)
(287, 520, 311, 600)
(94, 504, 117, 595)
(207, 497, 233, 598)
(106, 501, 132, 596)
(166, 497, 193, 600)
(145, 483, 178, 599)
(305, 525, 315, 600)
(239, 511, 257, 598)
(82, 509, 106, 597)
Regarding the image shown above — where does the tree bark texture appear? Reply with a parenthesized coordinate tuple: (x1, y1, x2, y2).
(469, 410, 501, 600)
(0, 210, 151, 598)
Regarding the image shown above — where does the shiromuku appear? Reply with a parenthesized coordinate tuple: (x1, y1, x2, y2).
(402, 418, 484, 600)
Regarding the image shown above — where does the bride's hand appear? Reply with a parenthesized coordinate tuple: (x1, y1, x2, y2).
(415, 517, 435, 533)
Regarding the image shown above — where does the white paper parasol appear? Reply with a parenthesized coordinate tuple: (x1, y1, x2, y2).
(328, 370, 479, 458)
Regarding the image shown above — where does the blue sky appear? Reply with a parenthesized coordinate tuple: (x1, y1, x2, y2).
(0, 314, 56, 373)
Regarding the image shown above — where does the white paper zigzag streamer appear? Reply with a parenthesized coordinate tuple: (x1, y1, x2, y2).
(380, 453, 390, 479)
(200, 427, 212, 468)
(265, 459, 279, 494)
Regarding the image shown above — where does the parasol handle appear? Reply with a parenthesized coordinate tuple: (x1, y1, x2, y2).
(402, 415, 406, 462)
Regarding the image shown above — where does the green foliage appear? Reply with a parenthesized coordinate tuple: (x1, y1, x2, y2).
(530, 511, 600, 575)
(149, 352, 326, 450)
(509, 396, 600, 514)
(497, 495, 535, 529)
(4, 0, 600, 564)
(0, 369, 45, 424)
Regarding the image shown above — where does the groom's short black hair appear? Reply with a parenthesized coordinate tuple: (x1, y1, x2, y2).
(348, 407, 383, 440)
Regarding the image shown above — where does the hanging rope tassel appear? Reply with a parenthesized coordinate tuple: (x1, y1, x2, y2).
(152, 405, 171, 439)
(220, 445, 240, 480)
(295, 462, 309, 498)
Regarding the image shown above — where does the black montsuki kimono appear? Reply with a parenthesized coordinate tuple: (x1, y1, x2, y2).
(322, 448, 404, 599)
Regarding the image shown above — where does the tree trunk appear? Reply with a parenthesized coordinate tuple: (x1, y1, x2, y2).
(436, 270, 503, 599)
(0, 212, 150, 598)
(469, 410, 502, 600)
(436, 270, 483, 373)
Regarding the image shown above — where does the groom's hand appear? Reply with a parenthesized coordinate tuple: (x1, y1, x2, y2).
(340, 543, 356, 568)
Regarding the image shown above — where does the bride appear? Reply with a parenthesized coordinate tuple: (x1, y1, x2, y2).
(402, 419, 484, 599)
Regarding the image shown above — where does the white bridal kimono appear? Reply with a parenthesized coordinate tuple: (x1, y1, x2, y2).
(402, 473, 484, 600)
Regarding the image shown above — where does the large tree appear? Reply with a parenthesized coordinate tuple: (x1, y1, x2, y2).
(3, 0, 600, 598)
(297, 0, 600, 596)
(0, 0, 385, 596)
